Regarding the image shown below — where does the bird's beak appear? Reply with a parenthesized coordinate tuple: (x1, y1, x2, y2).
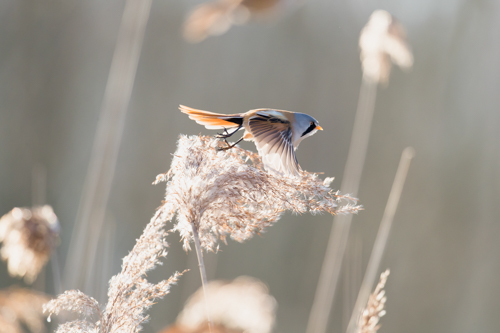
(316, 125, 323, 131)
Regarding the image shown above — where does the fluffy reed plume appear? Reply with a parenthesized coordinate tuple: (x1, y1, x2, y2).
(161, 276, 276, 333)
(154, 135, 361, 252)
(0, 205, 59, 283)
(183, 0, 281, 42)
(356, 270, 389, 333)
(44, 209, 185, 333)
(359, 10, 413, 84)
(0, 287, 51, 333)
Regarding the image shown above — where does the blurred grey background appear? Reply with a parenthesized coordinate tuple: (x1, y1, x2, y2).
(1, 0, 500, 332)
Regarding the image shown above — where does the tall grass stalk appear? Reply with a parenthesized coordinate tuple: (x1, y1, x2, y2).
(346, 147, 414, 333)
(31, 164, 50, 293)
(32, 164, 46, 207)
(307, 9, 413, 332)
(343, 234, 362, 330)
(191, 221, 214, 331)
(306, 79, 377, 333)
(63, 0, 152, 292)
(99, 218, 116, 304)
(51, 250, 63, 295)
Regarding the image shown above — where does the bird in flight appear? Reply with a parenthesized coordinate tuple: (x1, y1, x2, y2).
(180, 105, 323, 177)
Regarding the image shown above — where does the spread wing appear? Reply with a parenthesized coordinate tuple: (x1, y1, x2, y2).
(248, 112, 301, 176)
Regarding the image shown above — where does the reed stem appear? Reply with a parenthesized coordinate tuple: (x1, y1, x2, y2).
(63, 0, 152, 291)
(306, 79, 377, 333)
(191, 221, 214, 332)
(346, 147, 415, 333)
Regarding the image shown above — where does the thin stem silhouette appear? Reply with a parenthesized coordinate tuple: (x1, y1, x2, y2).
(346, 147, 414, 333)
(307, 79, 377, 333)
(64, 0, 152, 292)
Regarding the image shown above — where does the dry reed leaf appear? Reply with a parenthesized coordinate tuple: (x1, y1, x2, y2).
(0, 206, 59, 283)
(357, 270, 390, 333)
(359, 10, 413, 84)
(154, 135, 361, 252)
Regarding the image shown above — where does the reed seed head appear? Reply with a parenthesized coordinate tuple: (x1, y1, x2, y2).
(357, 269, 390, 333)
(359, 10, 413, 84)
(0, 205, 59, 283)
(154, 135, 361, 252)
(44, 209, 185, 333)
(183, 0, 280, 42)
(183, 0, 238, 43)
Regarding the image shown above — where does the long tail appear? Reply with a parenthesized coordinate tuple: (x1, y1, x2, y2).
(179, 105, 244, 130)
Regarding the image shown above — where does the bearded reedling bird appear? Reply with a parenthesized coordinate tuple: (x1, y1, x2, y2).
(180, 105, 323, 177)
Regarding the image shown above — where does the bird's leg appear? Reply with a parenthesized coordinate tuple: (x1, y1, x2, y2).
(215, 128, 230, 146)
(216, 136, 244, 151)
(215, 125, 243, 150)
(214, 128, 232, 146)
(215, 125, 242, 139)
(215, 127, 229, 139)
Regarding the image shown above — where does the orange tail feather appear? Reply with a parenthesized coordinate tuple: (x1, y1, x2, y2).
(179, 105, 243, 130)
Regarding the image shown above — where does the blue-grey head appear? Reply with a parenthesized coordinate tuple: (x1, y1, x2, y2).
(292, 112, 323, 146)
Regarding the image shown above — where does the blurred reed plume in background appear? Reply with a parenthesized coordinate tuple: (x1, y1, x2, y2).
(307, 9, 413, 333)
(359, 10, 413, 84)
(161, 276, 276, 333)
(0, 206, 59, 283)
(154, 135, 362, 252)
(356, 270, 389, 333)
(44, 206, 184, 332)
(183, 0, 282, 42)
(0, 287, 51, 333)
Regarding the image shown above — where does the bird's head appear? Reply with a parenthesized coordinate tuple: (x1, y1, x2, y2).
(294, 113, 323, 143)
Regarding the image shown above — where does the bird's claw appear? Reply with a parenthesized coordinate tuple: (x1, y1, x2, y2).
(215, 127, 231, 139)
(215, 145, 232, 151)
(215, 138, 234, 151)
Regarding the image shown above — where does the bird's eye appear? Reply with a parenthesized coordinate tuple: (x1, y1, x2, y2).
(302, 121, 317, 137)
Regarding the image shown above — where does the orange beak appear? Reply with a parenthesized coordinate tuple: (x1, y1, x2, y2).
(316, 125, 323, 131)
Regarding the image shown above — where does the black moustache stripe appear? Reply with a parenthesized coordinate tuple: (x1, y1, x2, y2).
(301, 123, 316, 137)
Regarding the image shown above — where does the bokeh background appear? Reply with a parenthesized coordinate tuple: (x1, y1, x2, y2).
(1, 0, 500, 332)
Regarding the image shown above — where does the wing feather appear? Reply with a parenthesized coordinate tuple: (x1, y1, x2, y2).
(248, 114, 301, 176)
